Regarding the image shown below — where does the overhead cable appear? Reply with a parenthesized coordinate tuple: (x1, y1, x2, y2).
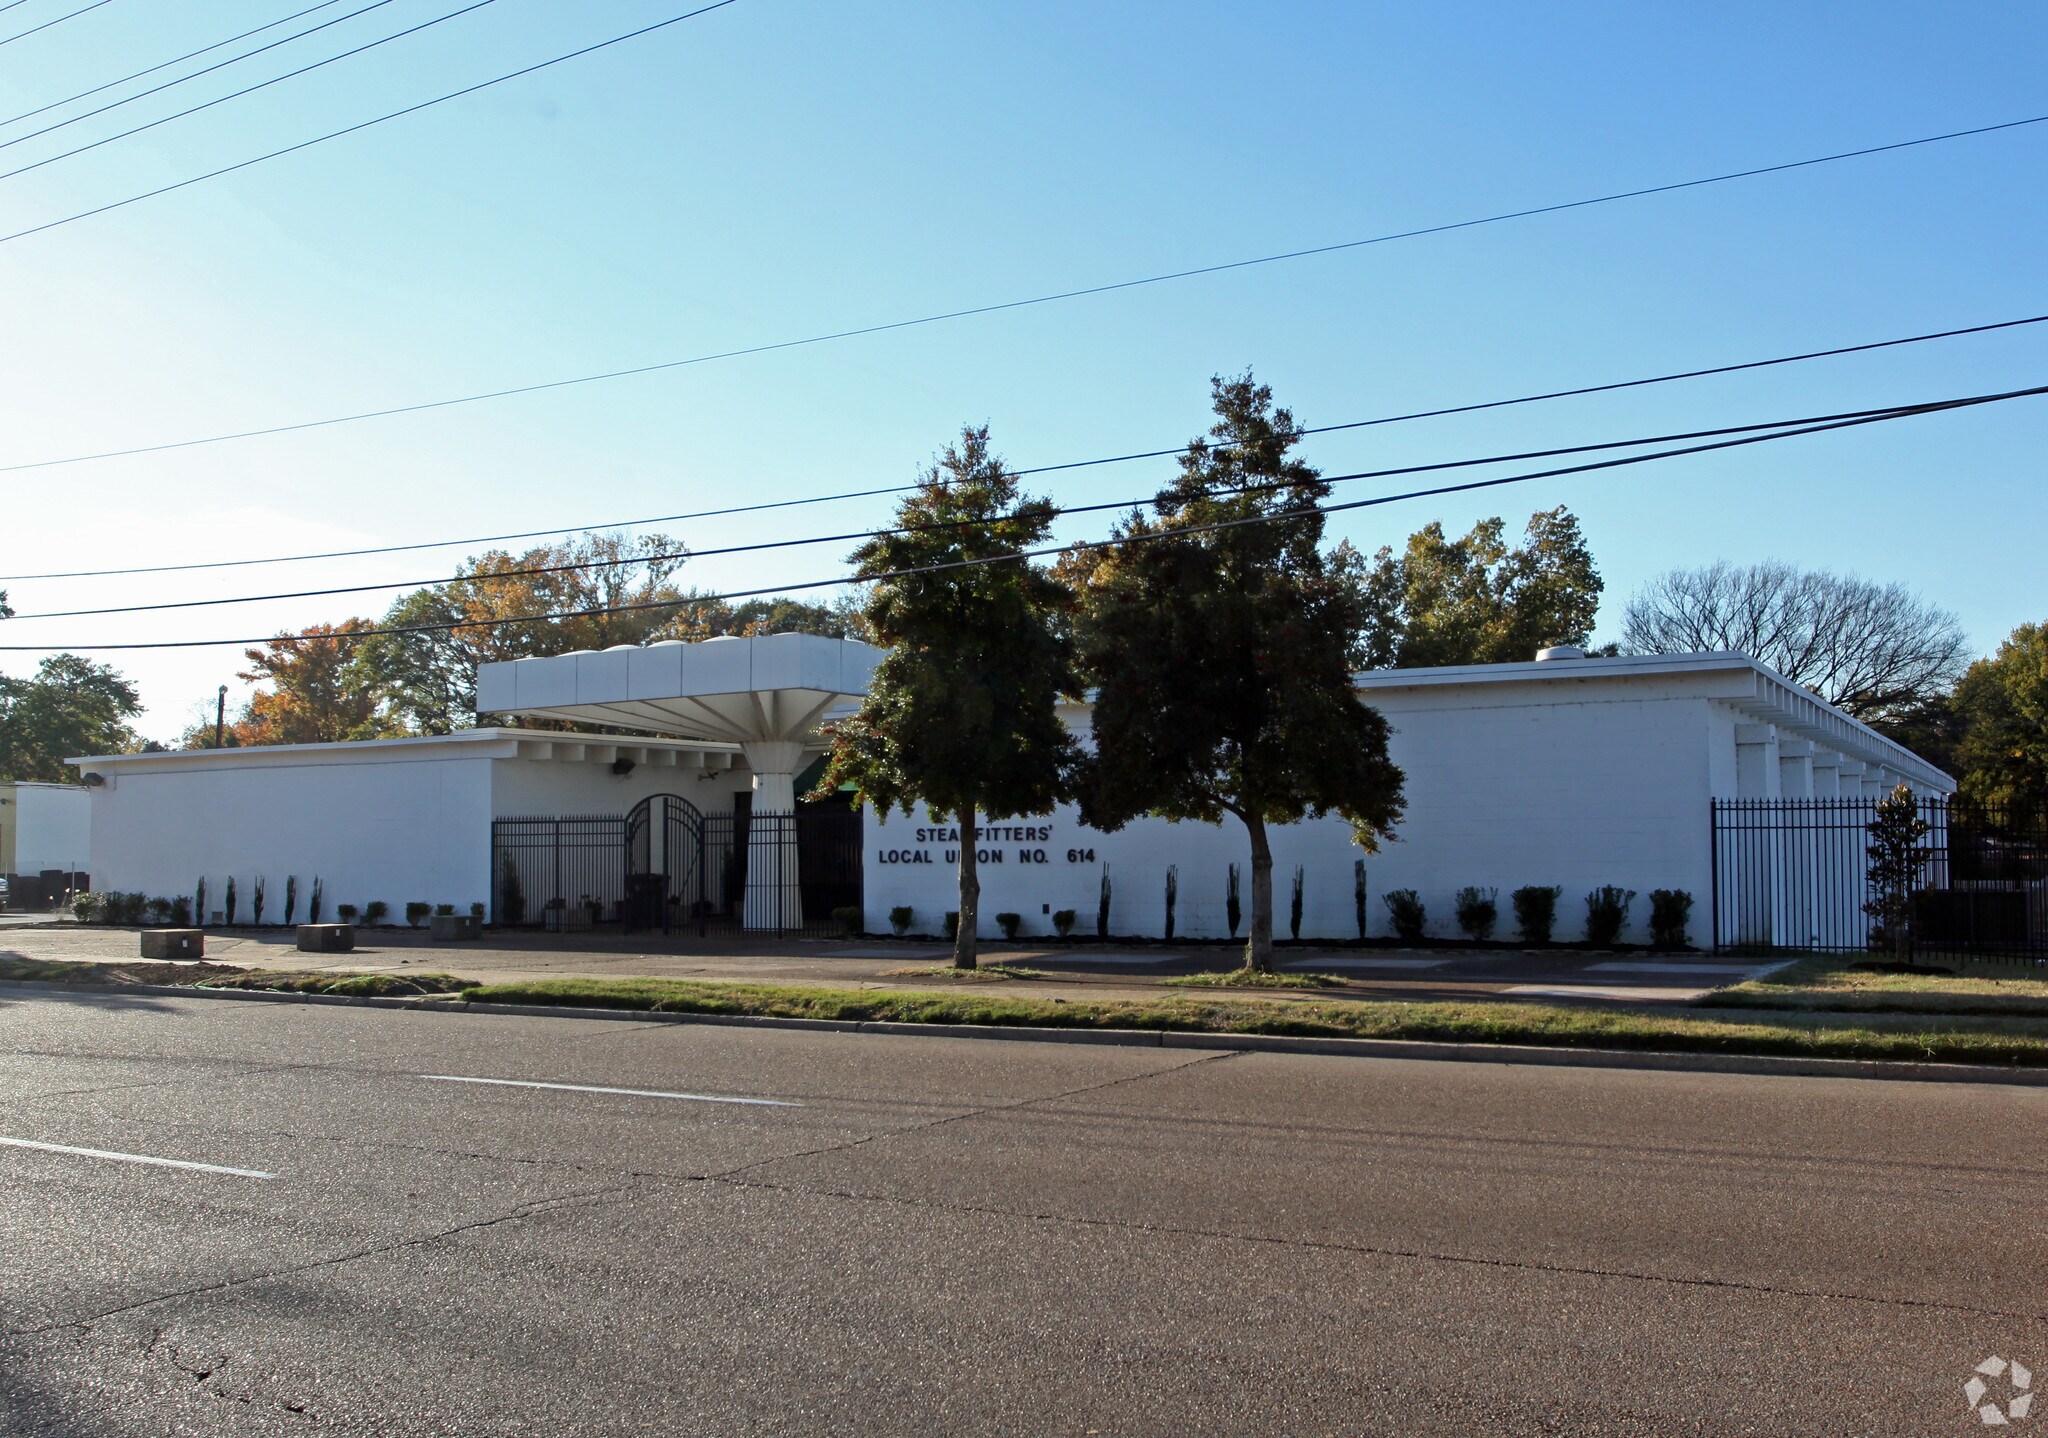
(4, 308, 2043, 581)
(0, 0, 115, 49)
(6, 379, 2039, 652)
(0, 0, 354, 133)
(0, 396, 1965, 620)
(0, 0, 741, 246)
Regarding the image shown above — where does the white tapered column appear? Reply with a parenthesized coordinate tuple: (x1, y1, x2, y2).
(740, 739, 805, 930)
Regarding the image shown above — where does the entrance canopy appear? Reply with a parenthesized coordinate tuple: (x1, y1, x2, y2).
(476, 632, 878, 757)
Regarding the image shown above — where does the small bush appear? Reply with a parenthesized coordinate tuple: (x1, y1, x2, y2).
(469, 901, 485, 922)
(435, 903, 455, 917)
(70, 891, 107, 923)
(996, 911, 1022, 940)
(1353, 859, 1367, 941)
(1584, 886, 1636, 947)
(1454, 886, 1498, 942)
(943, 910, 959, 940)
(1512, 885, 1563, 944)
(1226, 863, 1241, 938)
(831, 905, 862, 937)
(103, 892, 147, 925)
(1382, 888, 1426, 942)
(169, 895, 192, 926)
(1163, 866, 1178, 942)
(406, 902, 432, 927)
(336, 903, 360, 924)
(283, 875, 298, 925)
(1649, 889, 1694, 949)
(225, 876, 238, 926)
(195, 877, 207, 925)
(497, 857, 525, 926)
(252, 876, 266, 927)
(1289, 866, 1304, 942)
(888, 905, 913, 937)
(363, 901, 389, 926)
(144, 897, 172, 925)
(1052, 908, 1076, 938)
(308, 877, 324, 925)
(1097, 865, 1111, 939)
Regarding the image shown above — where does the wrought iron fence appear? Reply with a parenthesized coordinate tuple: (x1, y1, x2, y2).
(1710, 797, 2048, 962)
(491, 795, 862, 938)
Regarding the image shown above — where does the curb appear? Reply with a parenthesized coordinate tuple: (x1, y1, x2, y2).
(9, 975, 2048, 1088)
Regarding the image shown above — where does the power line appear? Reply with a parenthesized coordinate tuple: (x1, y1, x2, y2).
(4, 309, 2044, 583)
(7, 381, 2039, 652)
(0, 0, 741, 247)
(0, 397, 1958, 621)
(1, 108, 2041, 471)
(0, 0, 115, 48)
(0, 1, 354, 134)
(0, 0, 408, 157)
(0, 0, 496, 185)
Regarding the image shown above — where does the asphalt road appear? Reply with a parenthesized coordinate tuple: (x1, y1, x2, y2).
(2, 990, 2042, 1436)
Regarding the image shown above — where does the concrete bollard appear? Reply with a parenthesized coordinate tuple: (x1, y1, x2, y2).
(296, 923, 354, 953)
(428, 914, 480, 942)
(140, 929, 204, 960)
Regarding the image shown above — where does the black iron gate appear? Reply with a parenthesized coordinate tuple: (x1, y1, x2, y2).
(492, 795, 863, 938)
(1710, 797, 2048, 962)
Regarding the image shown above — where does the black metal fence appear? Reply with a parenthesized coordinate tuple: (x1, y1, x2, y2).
(1711, 797, 2048, 962)
(491, 794, 862, 939)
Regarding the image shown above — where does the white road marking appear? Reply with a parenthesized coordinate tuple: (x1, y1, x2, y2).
(0, 1136, 272, 1179)
(420, 1075, 800, 1107)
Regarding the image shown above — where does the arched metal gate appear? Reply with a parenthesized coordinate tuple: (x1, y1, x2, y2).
(624, 792, 711, 936)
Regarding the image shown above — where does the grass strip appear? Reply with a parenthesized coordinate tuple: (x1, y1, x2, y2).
(1699, 956, 2048, 1017)
(1161, 969, 1340, 990)
(199, 970, 474, 997)
(877, 963, 1047, 982)
(461, 977, 2048, 1067)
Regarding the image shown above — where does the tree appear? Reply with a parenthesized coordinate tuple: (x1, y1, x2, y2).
(0, 654, 143, 780)
(347, 531, 694, 735)
(1067, 374, 1405, 973)
(237, 621, 383, 746)
(1357, 507, 1603, 668)
(1621, 561, 1968, 721)
(1950, 622, 2048, 816)
(818, 425, 1080, 970)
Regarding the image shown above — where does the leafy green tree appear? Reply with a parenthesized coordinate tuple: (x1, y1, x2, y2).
(1357, 507, 1603, 668)
(1952, 621, 2048, 816)
(1068, 374, 1405, 972)
(236, 621, 384, 745)
(818, 425, 1080, 969)
(0, 654, 143, 781)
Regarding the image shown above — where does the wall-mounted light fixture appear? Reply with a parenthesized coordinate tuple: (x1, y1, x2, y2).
(610, 757, 637, 778)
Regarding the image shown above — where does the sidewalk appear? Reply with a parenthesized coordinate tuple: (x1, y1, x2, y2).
(0, 922, 1782, 1005)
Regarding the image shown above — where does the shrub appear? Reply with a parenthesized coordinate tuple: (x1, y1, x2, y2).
(363, 901, 389, 926)
(1382, 888, 1426, 942)
(1864, 784, 1930, 958)
(1353, 859, 1367, 941)
(888, 905, 913, 937)
(406, 902, 432, 927)
(70, 891, 107, 923)
(1226, 863, 1241, 938)
(1289, 866, 1304, 941)
(1052, 908, 1076, 938)
(195, 877, 207, 926)
(169, 895, 192, 926)
(308, 877, 324, 924)
(996, 911, 1022, 940)
(1454, 886, 1498, 942)
(1163, 866, 1177, 942)
(144, 897, 172, 925)
(283, 875, 298, 925)
(1649, 889, 1694, 949)
(97, 891, 146, 925)
(336, 903, 360, 924)
(225, 876, 238, 926)
(251, 876, 266, 926)
(831, 905, 863, 937)
(497, 856, 525, 926)
(1097, 865, 1111, 939)
(1512, 885, 1562, 944)
(1584, 886, 1636, 947)
(943, 910, 959, 940)
(434, 903, 455, 916)
(469, 901, 485, 922)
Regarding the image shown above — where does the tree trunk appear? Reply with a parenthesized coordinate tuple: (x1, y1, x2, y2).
(1242, 813, 1274, 973)
(954, 803, 980, 970)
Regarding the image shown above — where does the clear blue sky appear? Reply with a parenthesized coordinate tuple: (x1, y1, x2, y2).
(0, 0, 2043, 740)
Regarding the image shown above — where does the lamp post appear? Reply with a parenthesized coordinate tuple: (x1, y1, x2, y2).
(215, 685, 227, 749)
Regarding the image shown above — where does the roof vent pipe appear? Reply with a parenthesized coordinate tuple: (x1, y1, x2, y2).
(1535, 644, 1587, 662)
